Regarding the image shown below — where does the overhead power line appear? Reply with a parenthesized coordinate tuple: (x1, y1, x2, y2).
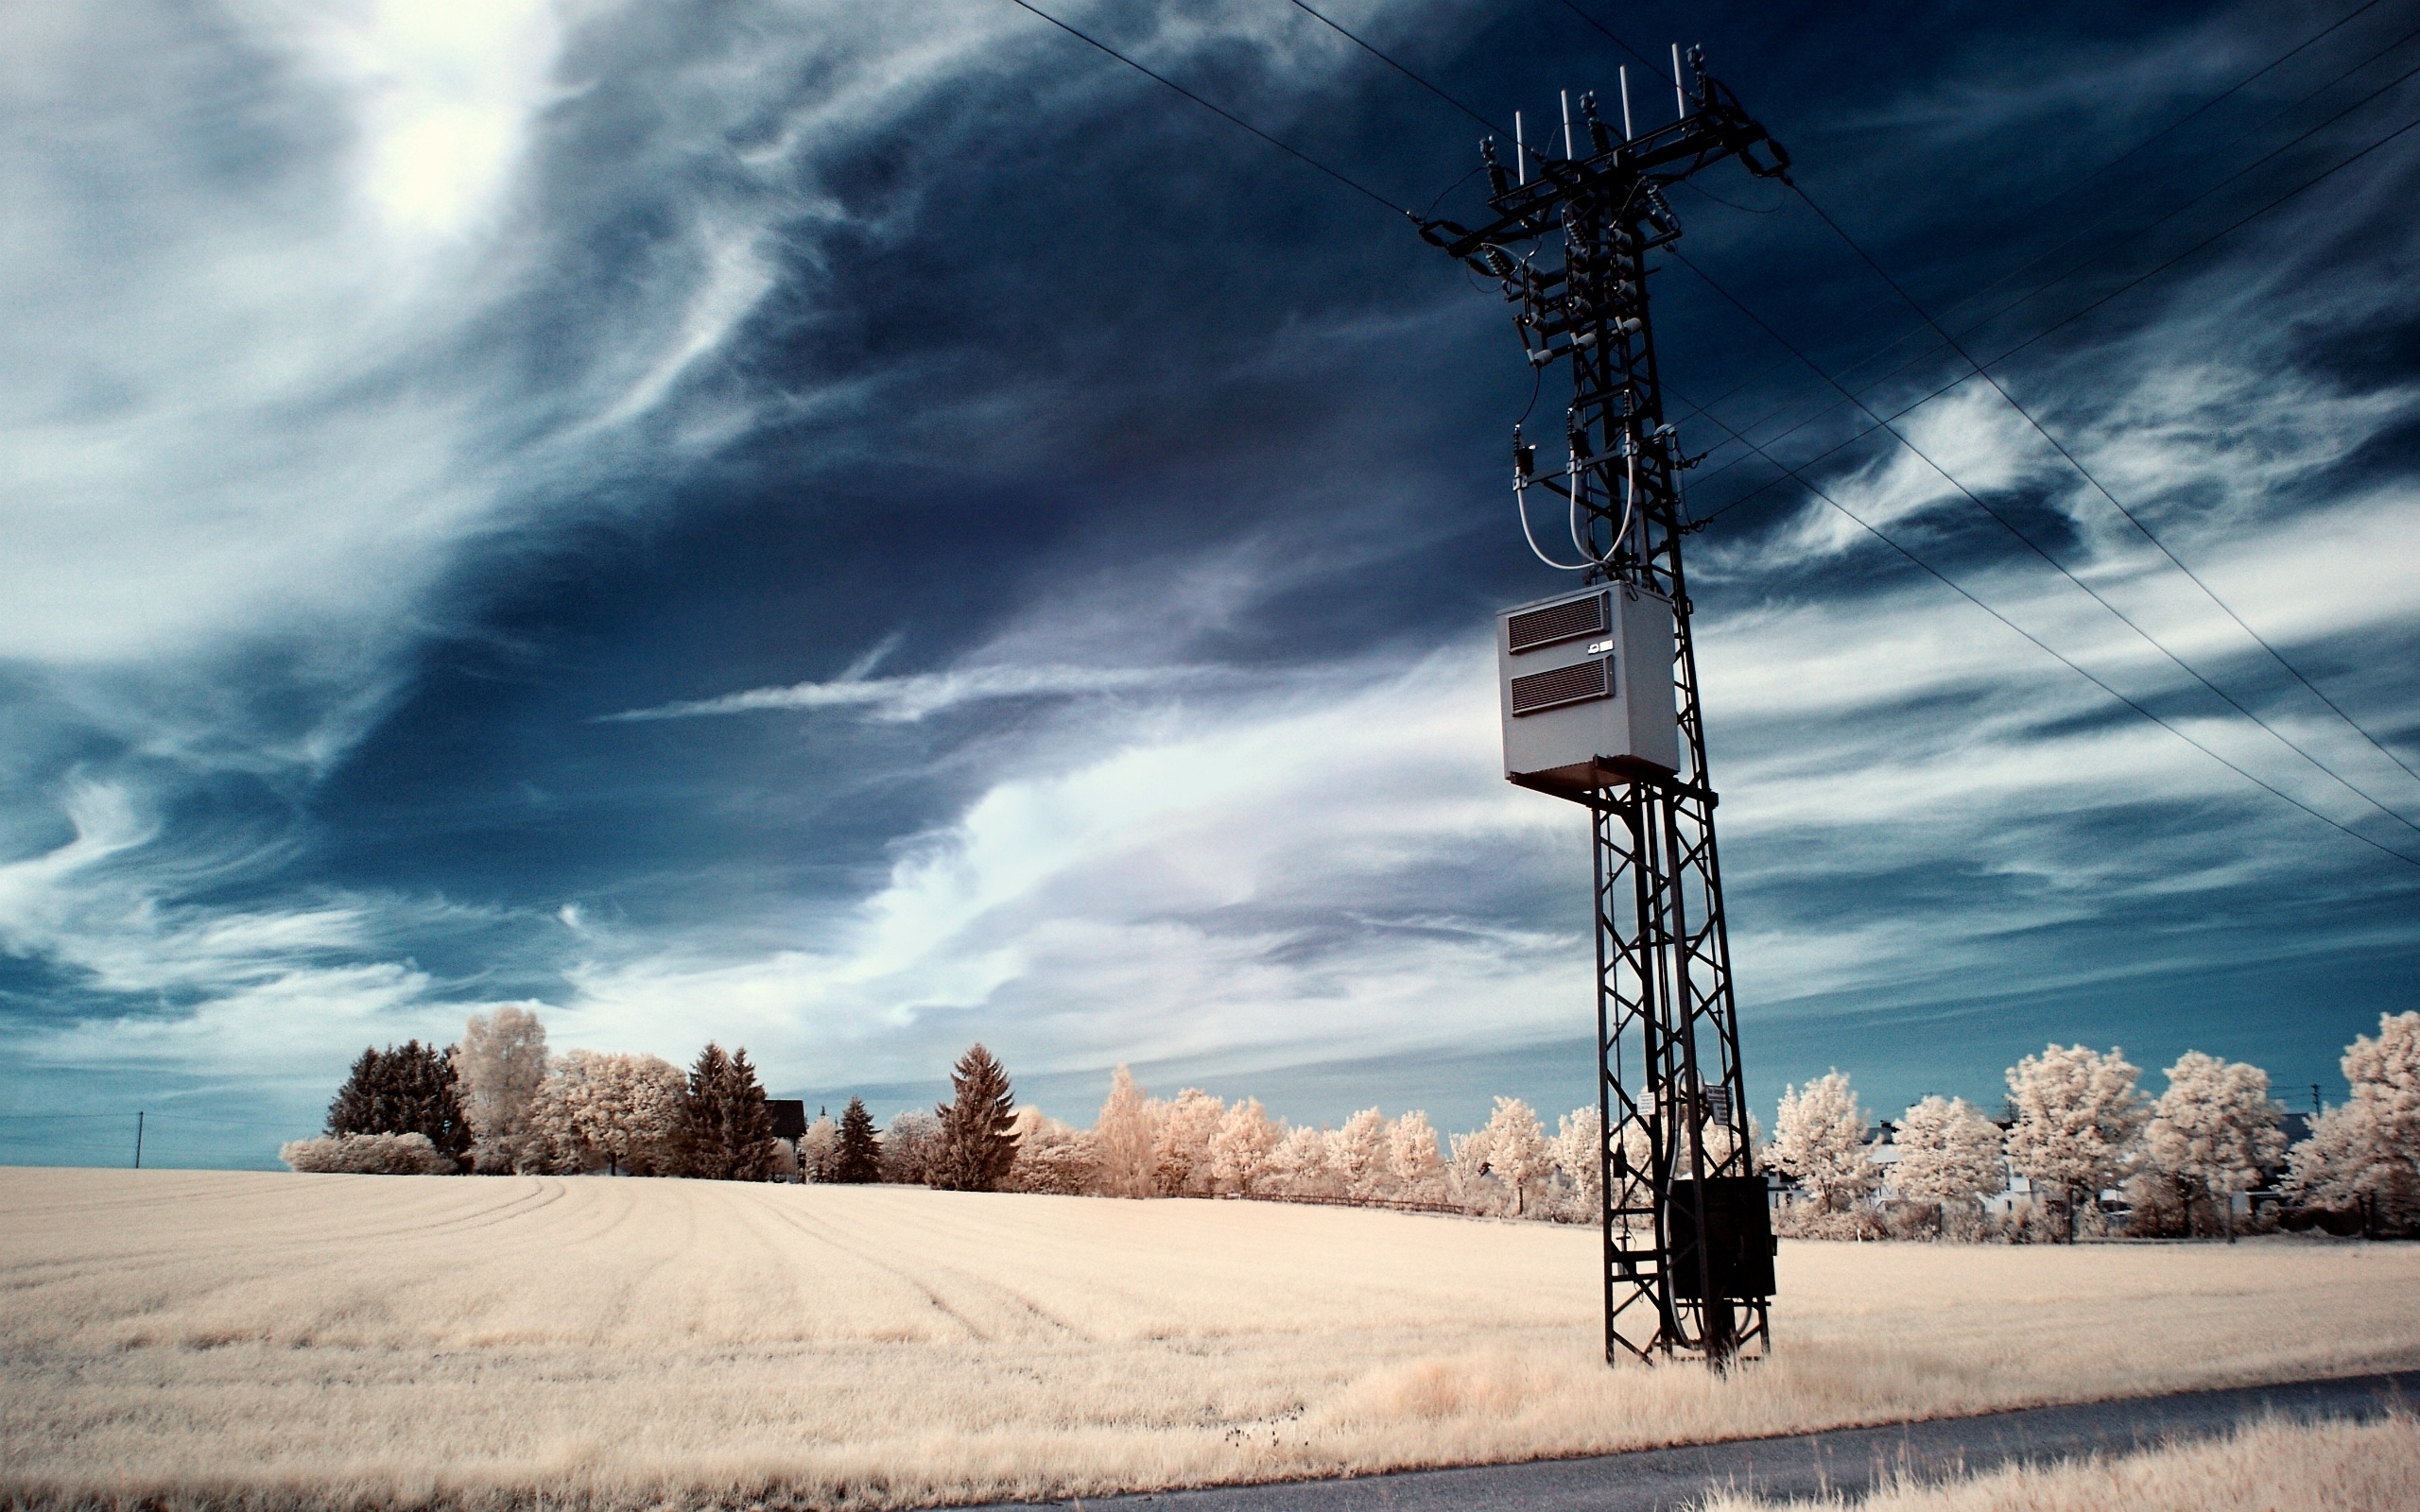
(1616, 6, 2420, 500)
(1790, 180, 2420, 800)
(995, 0, 2420, 866)
(1684, 94, 2420, 531)
(1670, 245, 2420, 843)
(1670, 391, 2420, 870)
(1673, 18, 2420, 508)
(1555, 0, 2391, 233)
(1290, 0, 2420, 838)
(1285, 0, 1504, 136)
(1001, 0, 1414, 215)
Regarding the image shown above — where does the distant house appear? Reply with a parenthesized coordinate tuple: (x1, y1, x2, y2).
(767, 1099, 807, 1143)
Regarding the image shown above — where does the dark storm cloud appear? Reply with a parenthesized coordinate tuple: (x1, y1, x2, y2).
(2, 1, 2415, 1166)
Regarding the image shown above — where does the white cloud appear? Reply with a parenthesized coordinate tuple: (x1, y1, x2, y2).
(2, 2, 2414, 1136)
(605, 662, 1227, 723)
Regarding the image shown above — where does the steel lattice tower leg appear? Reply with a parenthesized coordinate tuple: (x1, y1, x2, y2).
(1591, 681, 1767, 1364)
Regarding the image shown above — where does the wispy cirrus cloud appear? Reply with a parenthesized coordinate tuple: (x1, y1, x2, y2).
(600, 662, 1228, 724)
(6, 1, 2419, 1173)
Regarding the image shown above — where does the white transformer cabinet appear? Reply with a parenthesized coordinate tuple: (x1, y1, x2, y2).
(1496, 581, 1681, 798)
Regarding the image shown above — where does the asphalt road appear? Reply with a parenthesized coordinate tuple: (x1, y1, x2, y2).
(968, 1369, 2419, 1512)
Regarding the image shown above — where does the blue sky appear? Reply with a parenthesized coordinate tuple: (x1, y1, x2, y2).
(4, 0, 2416, 1169)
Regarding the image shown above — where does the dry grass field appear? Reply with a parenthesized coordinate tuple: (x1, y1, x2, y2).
(1694, 1414, 2420, 1511)
(5, 1169, 2418, 1510)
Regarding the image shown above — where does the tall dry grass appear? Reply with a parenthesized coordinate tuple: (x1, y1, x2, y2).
(4, 1169, 2417, 1509)
(1695, 1413, 2420, 1511)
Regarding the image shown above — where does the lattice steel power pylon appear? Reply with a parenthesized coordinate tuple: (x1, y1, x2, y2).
(1419, 50, 1789, 1366)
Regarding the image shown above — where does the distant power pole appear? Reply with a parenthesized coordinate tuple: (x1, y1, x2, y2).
(133, 1110, 145, 1170)
(1420, 49, 1789, 1368)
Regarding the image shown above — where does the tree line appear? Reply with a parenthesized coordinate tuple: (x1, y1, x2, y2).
(281, 1008, 1021, 1189)
(1767, 1016, 2420, 1241)
(281, 1006, 2420, 1242)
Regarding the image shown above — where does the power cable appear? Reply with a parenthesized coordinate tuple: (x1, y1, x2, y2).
(1671, 393, 2420, 870)
(1258, 0, 2420, 836)
(1627, 8, 2420, 485)
(996, 0, 2420, 864)
(1250, 0, 2420, 831)
(1671, 22, 2420, 505)
(1001, 0, 1416, 215)
(1556, 0, 2388, 229)
(1683, 94, 2420, 530)
(1284, 0, 1505, 137)
(1673, 243, 2420, 841)
(1792, 179, 2420, 799)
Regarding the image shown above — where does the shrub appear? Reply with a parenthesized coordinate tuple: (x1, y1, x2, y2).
(280, 1132, 455, 1175)
(1772, 1197, 1883, 1241)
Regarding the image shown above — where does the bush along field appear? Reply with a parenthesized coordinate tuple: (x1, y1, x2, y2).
(285, 1006, 2420, 1244)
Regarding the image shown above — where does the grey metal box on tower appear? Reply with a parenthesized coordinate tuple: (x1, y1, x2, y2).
(1496, 582, 1680, 799)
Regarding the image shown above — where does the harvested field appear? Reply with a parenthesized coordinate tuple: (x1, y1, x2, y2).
(4, 1168, 2417, 1509)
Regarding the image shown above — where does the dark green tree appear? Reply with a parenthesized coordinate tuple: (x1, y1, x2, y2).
(675, 1042, 783, 1180)
(325, 1046, 386, 1137)
(833, 1096, 882, 1184)
(324, 1040, 470, 1168)
(928, 1043, 1019, 1193)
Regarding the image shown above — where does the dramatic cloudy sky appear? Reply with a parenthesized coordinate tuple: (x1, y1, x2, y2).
(6, 0, 2417, 1168)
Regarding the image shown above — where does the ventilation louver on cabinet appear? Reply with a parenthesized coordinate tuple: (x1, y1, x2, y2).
(1506, 592, 1607, 653)
(1509, 658, 1613, 715)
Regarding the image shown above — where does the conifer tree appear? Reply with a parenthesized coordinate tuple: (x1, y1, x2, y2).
(325, 1040, 470, 1168)
(722, 1049, 780, 1180)
(929, 1042, 1019, 1192)
(674, 1042, 782, 1180)
(673, 1042, 731, 1177)
(834, 1096, 883, 1184)
(326, 1046, 387, 1138)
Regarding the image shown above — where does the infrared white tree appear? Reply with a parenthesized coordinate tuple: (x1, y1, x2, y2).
(879, 1109, 941, 1185)
(1333, 1108, 1396, 1202)
(1388, 1110, 1443, 1199)
(1267, 1124, 1334, 1197)
(1473, 1097, 1550, 1217)
(2145, 1051, 2285, 1239)
(523, 1049, 685, 1176)
(454, 1005, 550, 1172)
(1152, 1088, 1226, 1196)
(797, 1111, 840, 1182)
(1551, 1106, 1604, 1222)
(1891, 1095, 2004, 1220)
(2005, 1044, 2148, 1240)
(1089, 1065, 1157, 1198)
(1771, 1071, 1876, 1214)
(1206, 1097, 1279, 1194)
(1007, 1112, 1098, 1194)
(2285, 1011, 2420, 1229)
